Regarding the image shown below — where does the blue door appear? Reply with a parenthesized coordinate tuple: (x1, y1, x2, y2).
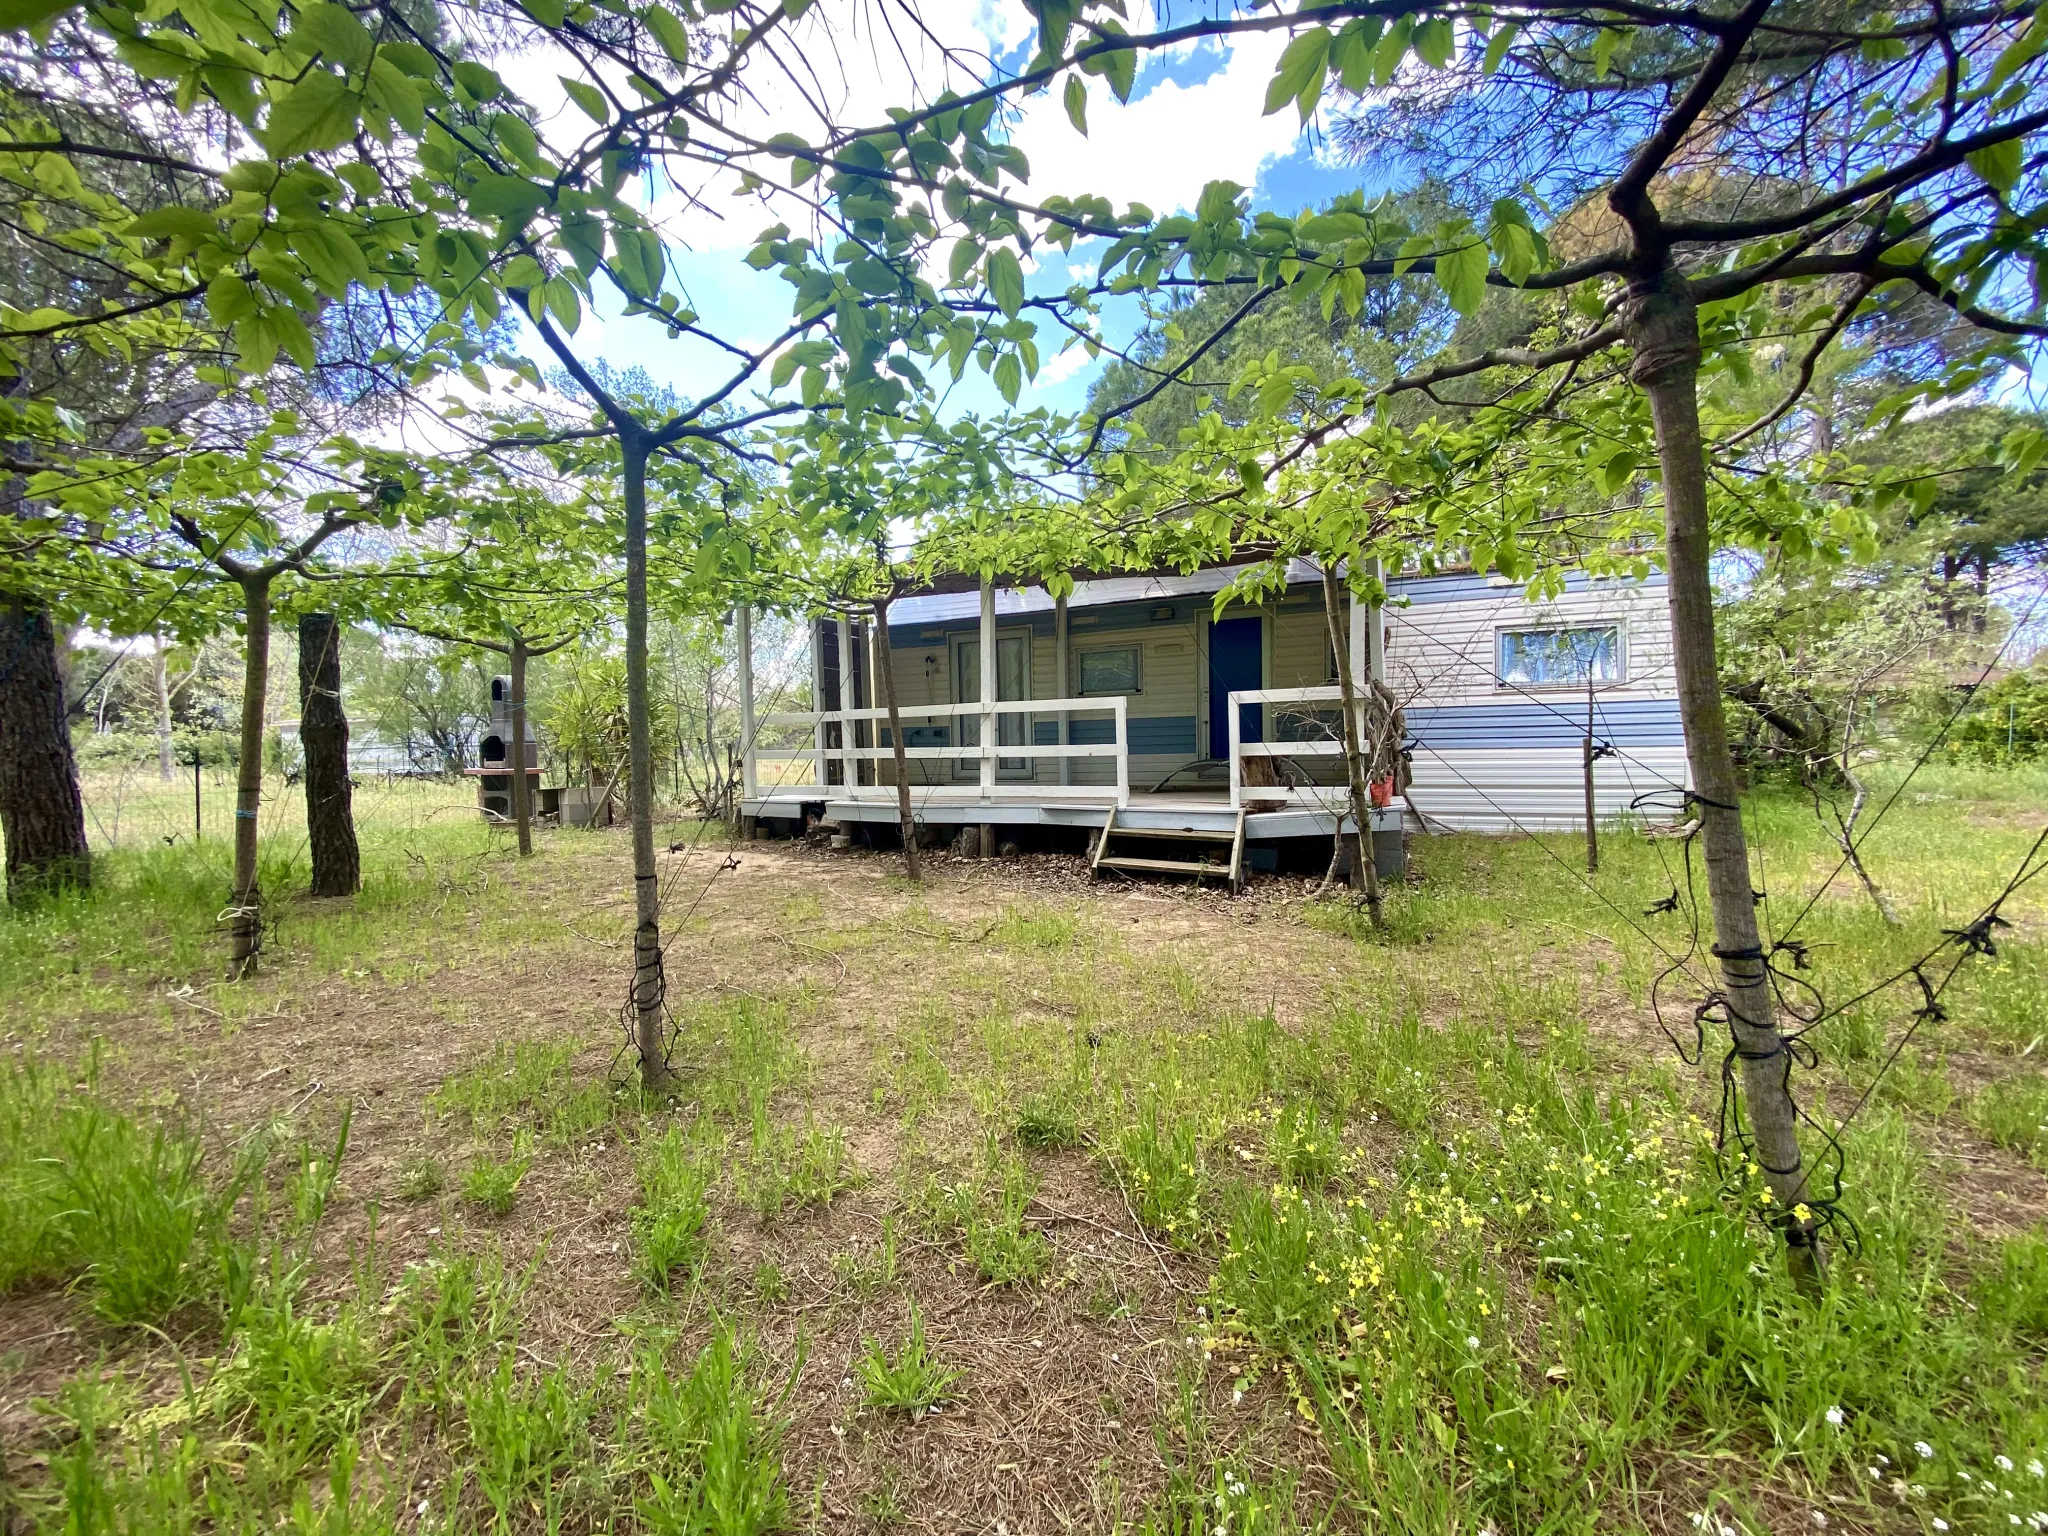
(1208, 616, 1263, 760)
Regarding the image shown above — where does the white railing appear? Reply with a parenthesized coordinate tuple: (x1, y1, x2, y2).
(1228, 686, 1364, 811)
(751, 696, 1129, 807)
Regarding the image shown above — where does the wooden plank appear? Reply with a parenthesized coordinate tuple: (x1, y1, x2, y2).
(1228, 805, 1246, 892)
(1090, 808, 1117, 877)
(1098, 854, 1229, 874)
(1107, 825, 1236, 842)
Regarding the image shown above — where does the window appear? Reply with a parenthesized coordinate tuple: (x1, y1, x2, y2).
(1077, 644, 1141, 696)
(1498, 624, 1622, 688)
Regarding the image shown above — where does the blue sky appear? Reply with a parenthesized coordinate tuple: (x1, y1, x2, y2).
(538, 30, 1396, 426)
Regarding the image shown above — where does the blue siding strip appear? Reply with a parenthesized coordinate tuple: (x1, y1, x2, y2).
(1062, 716, 1196, 754)
(1406, 698, 1684, 748)
(1388, 570, 1667, 606)
(1130, 716, 1197, 756)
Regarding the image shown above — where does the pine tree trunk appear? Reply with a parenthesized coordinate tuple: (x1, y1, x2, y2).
(0, 596, 91, 901)
(511, 633, 533, 858)
(623, 440, 671, 1092)
(228, 576, 271, 978)
(297, 612, 359, 897)
(872, 593, 921, 882)
(1627, 275, 1819, 1284)
(1319, 563, 1383, 927)
(153, 636, 176, 782)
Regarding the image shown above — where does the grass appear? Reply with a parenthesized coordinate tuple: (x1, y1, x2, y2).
(854, 1302, 960, 1414)
(462, 1138, 534, 1217)
(5, 758, 2048, 1531)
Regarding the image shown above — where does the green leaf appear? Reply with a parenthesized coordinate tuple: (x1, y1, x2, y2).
(206, 270, 258, 326)
(994, 350, 1022, 404)
(771, 348, 802, 388)
(1332, 17, 1384, 91)
(265, 72, 362, 157)
(847, 256, 900, 295)
(453, 61, 505, 102)
(1988, 12, 2048, 89)
(293, 3, 374, 67)
(1591, 27, 1622, 78)
(544, 275, 582, 333)
(561, 77, 610, 124)
(1264, 26, 1331, 117)
(947, 237, 981, 287)
(1481, 23, 1517, 74)
(1413, 16, 1453, 68)
(124, 206, 218, 242)
(1101, 43, 1135, 103)
(1063, 73, 1088, 136)
(1968, 136, 2022, 193)
(986, 246, 1025, 318)
(1435, 232, 1487, 315)
(645, 5, 691, 64)
(1487, 199, 1539, 283)
(468, 173, 548, 222)
(368, 57, 424, 136)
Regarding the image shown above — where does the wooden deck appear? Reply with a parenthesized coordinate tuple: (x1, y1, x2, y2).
(740, 785, 1403, 841)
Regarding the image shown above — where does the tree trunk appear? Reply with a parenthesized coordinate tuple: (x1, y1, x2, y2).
(872, 594, 921, 882)
(1319, 563, 1383, 927)
(228, 576, 271, 978)
(1940, 552, 1960, 630)
(1584, 684, 1599, 873)
(1627, 274, 1818, 1284)
(511, 633, 533, 858)
(0, 596, 91, 901)
(623, 440, 671, 1092)
(153, 636, 176, 782)
(297, 612, 359, 897)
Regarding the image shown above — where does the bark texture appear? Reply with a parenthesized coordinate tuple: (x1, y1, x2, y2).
(153, 637, 176, 781)
(0, 597, 90, 901)
(1628, 275, 1818, 1282)
(229, 577, 271, 978)
(1320, 563, 1383, 925)
(872, 594, 922, 882)
(297, 612, 359, 897)
(623, 443, 671, 1091)
(511, 634, 534, 858)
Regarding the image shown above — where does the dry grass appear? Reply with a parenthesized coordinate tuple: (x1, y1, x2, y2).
(4, 768, 2048, 1533)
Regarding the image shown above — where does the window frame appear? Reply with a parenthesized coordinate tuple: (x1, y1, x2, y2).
(1074, 641, 1143, 697)
(1494, 621, 1627, 692)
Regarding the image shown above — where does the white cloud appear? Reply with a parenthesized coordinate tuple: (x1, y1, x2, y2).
(1032, 340, 1099, 387)
(1007, 30, 1307, 217)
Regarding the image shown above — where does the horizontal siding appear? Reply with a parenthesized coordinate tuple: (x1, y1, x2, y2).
(1405, 746, 1690, 832)
(1406, 698, 1685, 749)
(1385, 583, 1677, 711)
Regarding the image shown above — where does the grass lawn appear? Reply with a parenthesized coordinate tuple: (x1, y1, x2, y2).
(2, 762, 2046, 1534)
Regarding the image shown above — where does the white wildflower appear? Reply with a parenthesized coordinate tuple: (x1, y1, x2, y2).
(2031, 1462, 2046, 1479)
(1810, 1514, 1827, 1529)
(2003, 1457, 2018, 1473)
(1934, 1521, 1950, 1532)
(1466, 1335, 1481, 1350)
(1825, 1406, 1845, 1428)
(1918, 1443, 1936, 1460)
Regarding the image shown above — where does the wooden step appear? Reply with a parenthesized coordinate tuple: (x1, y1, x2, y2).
(1108, 825, 1237, 841)
(1097, 854, 1231, 875)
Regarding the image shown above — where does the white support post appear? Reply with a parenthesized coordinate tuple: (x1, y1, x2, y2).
(836, 614, 855, 793)
(1228, 689, 1243, 810)
(1113, 696, 1129, 807)
(1054, 592, 1070, 788)
(979, 578, 996, 799)
(1367, 556, 1387, 685)
(737, 604, 757, 800)
(809, 618, 827, 790)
